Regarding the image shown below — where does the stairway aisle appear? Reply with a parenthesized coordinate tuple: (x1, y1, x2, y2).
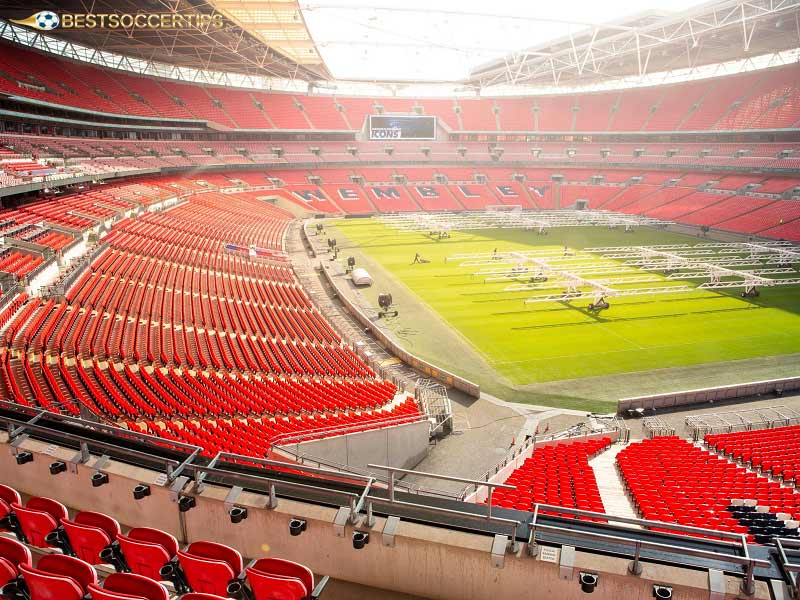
(589, 443, 641, 526)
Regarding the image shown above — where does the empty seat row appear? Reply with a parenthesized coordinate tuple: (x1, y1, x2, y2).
(705, 424, 800, 485)
(0, 483, 327, 600)
(617, 436, 800, 543)
(487, 438, 610, 516)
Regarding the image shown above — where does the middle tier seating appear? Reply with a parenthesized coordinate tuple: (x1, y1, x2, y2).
(0, 184, 422, 461)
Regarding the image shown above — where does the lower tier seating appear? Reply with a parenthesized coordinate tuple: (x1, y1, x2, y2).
(617, 436, 800, 543)
(487, 438, 611, 516)
(705, 425, 800, 486)
(131, 397, 421, 458)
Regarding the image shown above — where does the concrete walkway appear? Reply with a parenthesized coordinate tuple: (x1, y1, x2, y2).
(589, 444, 641, 527)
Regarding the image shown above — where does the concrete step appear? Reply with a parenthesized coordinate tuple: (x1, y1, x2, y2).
(589, 443, 641, 527)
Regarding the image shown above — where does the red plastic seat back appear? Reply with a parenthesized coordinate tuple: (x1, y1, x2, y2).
(116, 534, 172, 580)
(249, 558, 313, 595)
(127, 527, 179, 556)
(245, 570, 307, 600)
(0, 536, 32, 568)
(74, 511, 120, 538)
(98, 572, 169, 600)
(18, 563, 84, 600)
(86, 584, 147, 600)
(61, 518, 114, 564)
(0, 485, 20, 527)
(26, 497, 68, 521)
(185, 541, 243, 574)
(11, 502, 59, 547)
(176, 550, 237, 596)
(179, 594, 232, 600)
(0, 485, 20, 507)
(37, 554, 97, 591)
(0, 557, 17, 587)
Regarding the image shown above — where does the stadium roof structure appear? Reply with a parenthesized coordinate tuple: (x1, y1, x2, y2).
(468, 0, 800, 88)
(0, 0, 797, 90)
(0, 0, 331, 81)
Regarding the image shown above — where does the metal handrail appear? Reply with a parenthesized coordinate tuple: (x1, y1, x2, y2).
(458, 423, 620, 500)
(368, 463, 516, 521)
(775, 537, 800, 595)
(269, 412, 426, 449)
(273, 446, 459, 499)
(0, 402, 201, 481)
(0, 403, 780, 586)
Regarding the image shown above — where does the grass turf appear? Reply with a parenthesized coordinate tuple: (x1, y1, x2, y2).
(330, 219, 800, 408)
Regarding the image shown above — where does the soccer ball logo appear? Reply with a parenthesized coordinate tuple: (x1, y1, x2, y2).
(34, 11, 60, 30)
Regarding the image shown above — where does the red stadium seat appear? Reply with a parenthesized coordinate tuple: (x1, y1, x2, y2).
(60, 510, 121, 564)
(0, 536, 32, 571)
(17, 564, 84, 600)
(176, 541, 242, 596)
(246, 571, 307, 600)
(179, 595, 231, 600)
(17, 555, 97, 600)
(116, 527, 179, 580)
(232, 557, 328, 600)
(11, 497, 68, 547)
(0, 537, 32, 590)
(0, 484, 21, 533)
(0, 557, 17, 588)
(87, 573, 169, 600)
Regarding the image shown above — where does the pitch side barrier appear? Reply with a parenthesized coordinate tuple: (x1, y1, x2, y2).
(305, 222, 479, 397)
(0, 401, 782, 596)
(618, 376, 800, 415)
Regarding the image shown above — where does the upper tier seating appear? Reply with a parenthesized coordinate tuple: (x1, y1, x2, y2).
(3, 40, 797, 132)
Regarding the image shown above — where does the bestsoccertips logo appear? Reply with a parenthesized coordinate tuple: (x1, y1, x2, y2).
(12, 11, 60, 30)
(10, 11, 222, 30)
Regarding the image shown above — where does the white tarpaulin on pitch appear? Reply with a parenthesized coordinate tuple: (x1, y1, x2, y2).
(351, 268, 373, 286)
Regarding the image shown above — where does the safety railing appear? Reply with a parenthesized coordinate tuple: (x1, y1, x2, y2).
(525, 504, 768, 596)
(0, 400, 779, 589)
(0, 400, 201, 482)
(269, 412, 426, 450)
(458, 421, 622, 500)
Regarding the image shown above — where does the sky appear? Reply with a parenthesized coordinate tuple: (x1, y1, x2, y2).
(300, 0, 709, 81)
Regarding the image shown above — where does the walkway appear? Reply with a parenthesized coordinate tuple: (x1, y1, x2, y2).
(589, 444, 641, 526)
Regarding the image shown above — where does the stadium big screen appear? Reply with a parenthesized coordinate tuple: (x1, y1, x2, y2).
(369, 115, 436, 140)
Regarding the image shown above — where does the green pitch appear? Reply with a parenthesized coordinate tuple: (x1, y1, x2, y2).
(330, 219, 800, 410)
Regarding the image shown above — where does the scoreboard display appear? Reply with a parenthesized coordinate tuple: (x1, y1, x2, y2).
(369, 115, 436, 140)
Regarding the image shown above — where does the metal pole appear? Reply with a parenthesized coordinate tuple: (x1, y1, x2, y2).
(528, 504, 539, 557)
(628, 541, 643, 575)
(740, 559, 756, 596)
